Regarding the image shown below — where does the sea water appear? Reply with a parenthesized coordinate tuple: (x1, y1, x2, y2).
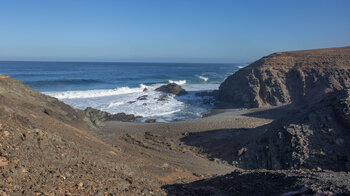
(0, 61, 247, 122)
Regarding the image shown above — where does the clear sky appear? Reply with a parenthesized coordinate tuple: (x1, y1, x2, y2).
(0, 0, 349, 63)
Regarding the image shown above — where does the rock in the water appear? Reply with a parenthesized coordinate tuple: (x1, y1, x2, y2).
(84, 107, 140, 126)
(155, 83, 188, 96)
(146, 119, 156, 123)
(137, 95, 148, 100)
(195, 91, 213, 97)
(112, 112, 139, 122)
(157, 94, 169, 101)
(202, 98, 215, 105)
(218, 47, 350, 108)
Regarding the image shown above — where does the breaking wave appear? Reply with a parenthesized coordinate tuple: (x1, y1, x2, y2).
(45, 84, 148, 99)
(168, 80, 186, 85)
(198, 76, 209, 82)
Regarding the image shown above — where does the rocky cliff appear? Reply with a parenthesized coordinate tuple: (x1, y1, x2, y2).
(231, 89, 350, 171)
(188, 47, 350, 172)
(218, 46, 350, 107)
(184, 89, 350, 172)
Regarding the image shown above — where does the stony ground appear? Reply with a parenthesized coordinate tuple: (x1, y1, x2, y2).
(0, 74, 166, 195)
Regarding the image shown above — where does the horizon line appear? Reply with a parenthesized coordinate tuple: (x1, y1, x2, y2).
(0, 59, 250, 65)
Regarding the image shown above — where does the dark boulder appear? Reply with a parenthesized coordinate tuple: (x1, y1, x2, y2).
(111, 112, 140, 122)
(195, 91, 213, 97)
(137, 95, 148, 100)
(84, 107, 141, 126)
(146, 119, 156, 123)
(155, 83, 188, 96)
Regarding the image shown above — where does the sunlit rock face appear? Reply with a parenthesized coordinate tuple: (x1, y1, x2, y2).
(218, 47, 350, 108)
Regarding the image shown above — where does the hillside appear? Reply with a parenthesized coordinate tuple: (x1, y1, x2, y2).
(218, 46, 350, 107)
(0, 74, 165, 195)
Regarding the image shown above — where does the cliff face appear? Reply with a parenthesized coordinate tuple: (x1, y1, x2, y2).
(193, 47, 350, 172)
(231, 90, 350, 171)
(184, 89, 350, 172)
(218, 47, 350, 107)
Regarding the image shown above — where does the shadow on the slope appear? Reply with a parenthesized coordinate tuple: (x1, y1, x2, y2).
(180, 124, 269, 166)
(173, 90, 215, 106)
(241, 104, 301, 120)
(173, 90, 300, 122)
(162, 170, 304, 196)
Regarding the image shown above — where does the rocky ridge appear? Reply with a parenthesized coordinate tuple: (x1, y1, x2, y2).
(187, 47, 350, 173)
(218, 46, 350, 107)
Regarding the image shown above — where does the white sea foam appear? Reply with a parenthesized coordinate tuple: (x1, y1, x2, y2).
(168, 80, 186, 85)
(198, 75, 209, 82)
(45, 84, 147, 99)
(44, 81, 217, 122)
(107, 101, 124, 108)
(183, 83, 219, 91)
(238, 63, 249, 69)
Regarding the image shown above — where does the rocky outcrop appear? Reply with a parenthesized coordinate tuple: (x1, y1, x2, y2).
(218, 47, 350, 108)
(233, 90, 350, 171)
(209, 47, 350, 171)
(334, 90, 350, 128)
(84, 107, 141, 126)
(187, 89, 350, 171)
(155, 83, 188, 96)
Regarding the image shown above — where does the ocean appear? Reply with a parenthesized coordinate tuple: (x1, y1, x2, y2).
(0, 61, 246, 122)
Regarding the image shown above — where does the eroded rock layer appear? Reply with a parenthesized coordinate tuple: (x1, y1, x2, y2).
(218, 46, 350, 107)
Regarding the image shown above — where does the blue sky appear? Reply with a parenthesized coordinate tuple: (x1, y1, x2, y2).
(0, 0, 349, 63)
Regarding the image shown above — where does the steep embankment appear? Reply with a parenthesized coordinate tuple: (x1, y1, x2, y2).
(186, 90, 350, 171)
(218, 46, 350, 107)
(187, 47, 350, 172)
(174, 89, 350, 195)
(0, 74, 165, 195)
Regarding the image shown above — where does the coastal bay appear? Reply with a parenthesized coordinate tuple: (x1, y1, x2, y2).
(1, 47, 350, 195)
